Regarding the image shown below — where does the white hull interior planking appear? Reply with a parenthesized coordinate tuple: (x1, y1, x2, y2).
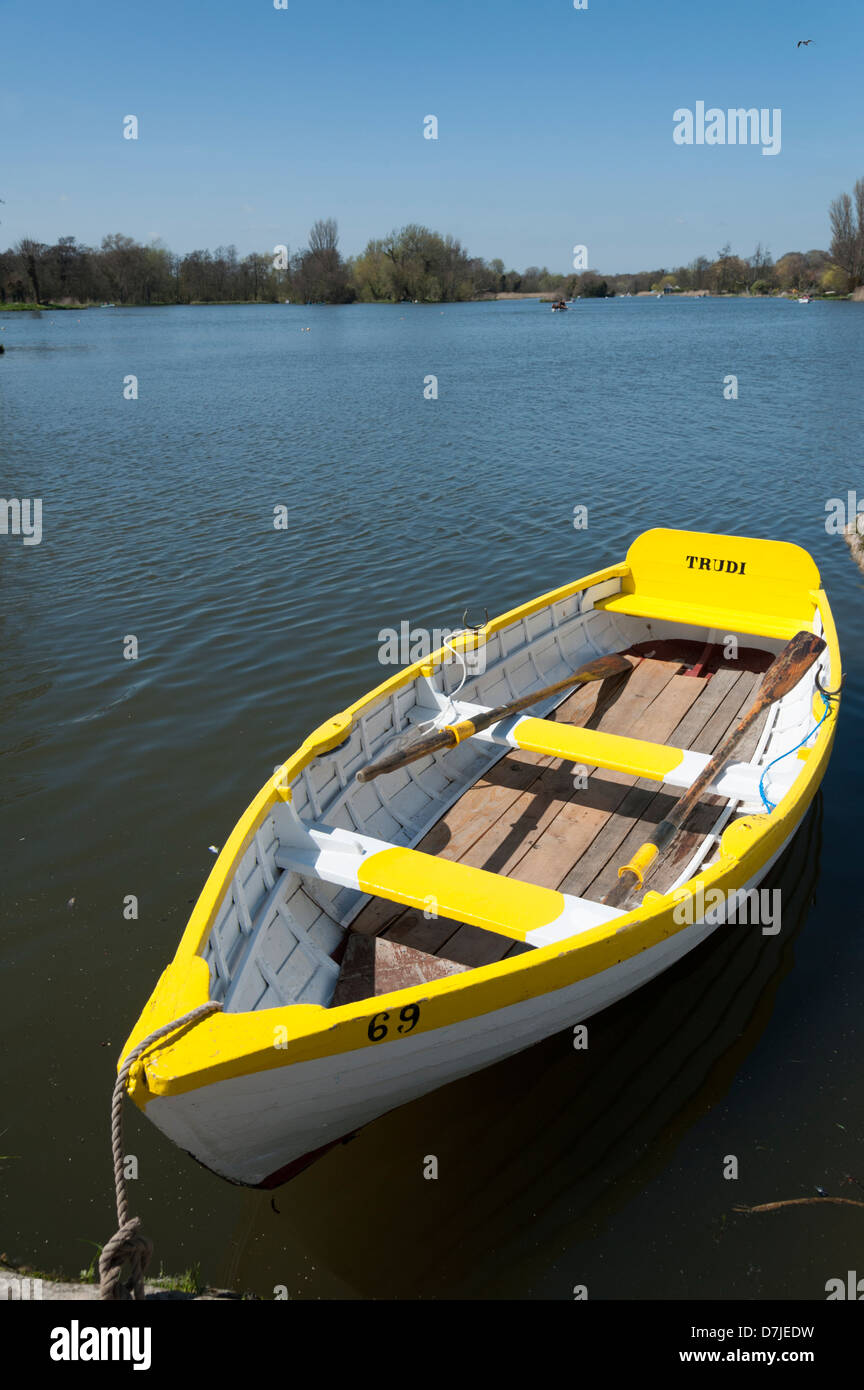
(201, 590, 824, 1017)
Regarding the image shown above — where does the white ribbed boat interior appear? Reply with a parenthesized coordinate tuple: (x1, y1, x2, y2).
(201, 575, 829, 1015)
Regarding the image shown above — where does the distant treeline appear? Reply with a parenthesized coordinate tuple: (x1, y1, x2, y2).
(4, 183, 864, 306)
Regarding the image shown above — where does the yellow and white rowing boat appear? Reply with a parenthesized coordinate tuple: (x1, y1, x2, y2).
(120, 528, 841, 1186)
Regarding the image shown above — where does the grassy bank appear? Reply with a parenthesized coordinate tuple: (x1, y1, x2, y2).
(0, 300, 288, 311)
(0, 1259, 255, 1301)
(0, 301, 96, 311)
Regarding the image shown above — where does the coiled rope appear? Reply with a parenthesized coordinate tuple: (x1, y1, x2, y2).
(99, 1000, 223, 1300)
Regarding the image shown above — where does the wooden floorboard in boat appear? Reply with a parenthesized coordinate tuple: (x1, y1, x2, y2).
(346, 645, 772, 971)
(574, 672, 766, 902)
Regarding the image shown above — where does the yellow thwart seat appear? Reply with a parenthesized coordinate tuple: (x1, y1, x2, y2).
(356, 848, 566, 942)
(592, 529, 820, 642)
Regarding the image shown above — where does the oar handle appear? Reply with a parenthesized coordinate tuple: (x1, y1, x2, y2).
(606, 819, 678, 905)
(356, 652, 632, 784)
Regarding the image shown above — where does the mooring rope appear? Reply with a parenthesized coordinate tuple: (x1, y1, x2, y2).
(410, 640, 468, 739)
(758, 687, 835, 813)
(413, 620, 488, 739)
(99, 1000, 223, 1300)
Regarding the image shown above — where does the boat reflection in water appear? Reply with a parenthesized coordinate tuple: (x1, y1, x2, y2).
(224, 798, 823, 1299)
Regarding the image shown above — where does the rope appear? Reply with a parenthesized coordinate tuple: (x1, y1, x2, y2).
(758, 687, 834, 813)
(414, 628, 475, 737)
(99, 1000, 223, 1300)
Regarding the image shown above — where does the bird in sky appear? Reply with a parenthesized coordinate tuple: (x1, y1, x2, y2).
(797, 39, 813, 46)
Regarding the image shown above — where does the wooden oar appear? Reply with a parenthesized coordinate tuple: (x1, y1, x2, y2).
(356, 652, 632, 784)
(602, 630, 827, 909)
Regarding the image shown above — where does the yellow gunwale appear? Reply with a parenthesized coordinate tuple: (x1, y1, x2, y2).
(121, 540, 841, 1106)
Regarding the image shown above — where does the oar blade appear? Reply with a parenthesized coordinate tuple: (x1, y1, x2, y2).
(575, 653, 633, 682)
(759, 631, 825, 703)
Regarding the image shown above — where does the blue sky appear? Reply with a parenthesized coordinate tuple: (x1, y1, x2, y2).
(3, 0, 862, 272)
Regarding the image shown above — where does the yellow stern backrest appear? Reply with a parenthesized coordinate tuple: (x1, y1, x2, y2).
(598, 528, 821, 640)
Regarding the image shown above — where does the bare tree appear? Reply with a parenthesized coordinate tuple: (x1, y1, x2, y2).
(749, 242, 773, 285)
(294, 219, 352, 302)
(15, 238, 44, 303)
(829, 178, 864, 287)
(308, 219, 339, 255)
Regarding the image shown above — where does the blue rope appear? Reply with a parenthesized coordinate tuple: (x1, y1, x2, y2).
(759, 688, 833, 812)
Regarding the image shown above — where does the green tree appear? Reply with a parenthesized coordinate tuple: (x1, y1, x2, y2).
(773, 252, 808, 292)
(377, 225, 472, 301)
(709, 253, 749, 294)
(352, 238, 392, 300)
(821, 265, 850, 294)
(581, 277, 611, 298)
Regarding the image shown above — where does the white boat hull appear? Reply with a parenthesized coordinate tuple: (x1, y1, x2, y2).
(121, 528, 841, 1189)
(146, 828, 797, 1185)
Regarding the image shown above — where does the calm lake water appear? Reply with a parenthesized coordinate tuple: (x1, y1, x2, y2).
(2, 298, 863, 1298)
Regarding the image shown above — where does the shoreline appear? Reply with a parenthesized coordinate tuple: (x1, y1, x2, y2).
(0, 1262, 251, 1302)
(1, 292, 856, 313)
